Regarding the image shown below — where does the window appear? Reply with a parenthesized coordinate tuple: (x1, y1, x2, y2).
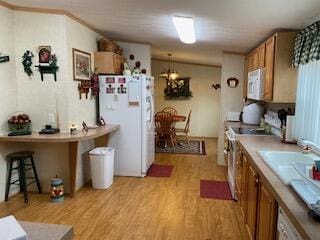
(294, 60, 320, 145)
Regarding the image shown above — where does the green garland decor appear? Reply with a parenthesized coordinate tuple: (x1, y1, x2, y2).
(22, 50, 34, 76)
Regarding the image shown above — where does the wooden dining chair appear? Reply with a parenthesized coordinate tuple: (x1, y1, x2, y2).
(162, 107, 177, 116)
(154, 111, 176, 149)
(175, 110, 192, 146)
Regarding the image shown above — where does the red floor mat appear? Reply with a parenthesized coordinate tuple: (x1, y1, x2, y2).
(200, 180, 232, 200)
(147, 164, 174, 177)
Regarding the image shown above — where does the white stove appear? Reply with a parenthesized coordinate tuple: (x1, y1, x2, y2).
(226, 126, 271, 200)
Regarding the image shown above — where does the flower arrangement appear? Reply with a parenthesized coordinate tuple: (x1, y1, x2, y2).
(8, 113, 31, 132)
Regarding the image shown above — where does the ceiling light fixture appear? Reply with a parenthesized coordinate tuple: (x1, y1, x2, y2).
(172, 16, 196, 44)
(159, 54, 179, 81)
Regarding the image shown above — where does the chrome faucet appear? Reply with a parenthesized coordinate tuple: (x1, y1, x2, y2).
(297, 139, 320, 156)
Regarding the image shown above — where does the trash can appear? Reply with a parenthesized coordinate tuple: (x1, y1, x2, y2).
(89, 147, 115, 189)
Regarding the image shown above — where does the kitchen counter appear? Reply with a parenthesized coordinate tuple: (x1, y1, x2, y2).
(237, 135, 320, 240)
(224, 121, 259, 129)
(19, 221, 73, 240)
(0, 124, 120, 197)
(0, 124, 120, 143)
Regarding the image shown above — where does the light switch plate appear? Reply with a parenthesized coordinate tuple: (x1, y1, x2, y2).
(48, 113, 55, 123)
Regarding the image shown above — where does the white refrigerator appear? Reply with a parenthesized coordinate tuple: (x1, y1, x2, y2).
(99, 74, 155, 177)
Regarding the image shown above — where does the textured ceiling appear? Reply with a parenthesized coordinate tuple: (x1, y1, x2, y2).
(4, 0, 320, 65)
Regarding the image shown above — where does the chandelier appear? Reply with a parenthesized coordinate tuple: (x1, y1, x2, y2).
(159, 54, 179, 81)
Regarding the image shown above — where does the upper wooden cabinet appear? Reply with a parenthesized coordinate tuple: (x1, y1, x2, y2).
(244, 31, 298, 103)
(264, 36, 276, 101)
(247, 43, 265, 72)
(94, 52, 124, 74)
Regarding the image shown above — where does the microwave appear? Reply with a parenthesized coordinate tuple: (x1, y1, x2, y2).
(247, 68, 265, 100)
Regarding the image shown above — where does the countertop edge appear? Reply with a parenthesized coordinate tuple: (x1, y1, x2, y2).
(0, 124, 120, 143)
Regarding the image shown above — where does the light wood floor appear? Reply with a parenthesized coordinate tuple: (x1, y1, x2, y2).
(0, 138, 246, 240)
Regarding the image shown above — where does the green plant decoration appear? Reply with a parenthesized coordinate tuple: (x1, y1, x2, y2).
(22, 51, 34, 76)
(49, 54, 57, 67)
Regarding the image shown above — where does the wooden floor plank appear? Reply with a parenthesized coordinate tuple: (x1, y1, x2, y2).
(0, 138, 247, 240)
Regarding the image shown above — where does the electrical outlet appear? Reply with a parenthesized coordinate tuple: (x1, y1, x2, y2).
(48, 113, 55, 123)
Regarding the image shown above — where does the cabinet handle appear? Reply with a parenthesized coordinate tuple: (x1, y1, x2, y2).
(255, 178, 259, 186)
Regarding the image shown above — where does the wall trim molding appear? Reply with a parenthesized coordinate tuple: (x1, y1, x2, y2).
(222, 50, 246, 56)
(152, 58, 222, 68)
(113, 37, 152, 46)
(0, 0, 104, 36)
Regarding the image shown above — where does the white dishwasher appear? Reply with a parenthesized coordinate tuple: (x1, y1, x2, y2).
(277, 207, 302, 240)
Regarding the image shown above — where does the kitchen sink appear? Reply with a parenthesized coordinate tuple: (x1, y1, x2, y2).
(258, 151, 319, 184)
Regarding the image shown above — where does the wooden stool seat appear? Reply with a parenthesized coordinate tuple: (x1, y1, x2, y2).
(5, 151, 41, 203)
(7, 151, 34, 159)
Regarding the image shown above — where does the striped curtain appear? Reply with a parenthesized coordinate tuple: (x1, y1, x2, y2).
(292, 21, 320, 67)
(294, 60, 320, 145)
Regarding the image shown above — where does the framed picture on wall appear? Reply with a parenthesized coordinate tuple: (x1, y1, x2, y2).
(72, 48, 91, 81)
(38, 46, 51, 64)
(164, 77, 192, 100)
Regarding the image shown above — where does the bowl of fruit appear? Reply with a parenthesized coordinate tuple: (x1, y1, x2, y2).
(8, 113, 31, 132)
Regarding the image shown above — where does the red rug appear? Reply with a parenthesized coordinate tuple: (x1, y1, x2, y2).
(147, 164, 174, 177)
(200, 180, 232, 200)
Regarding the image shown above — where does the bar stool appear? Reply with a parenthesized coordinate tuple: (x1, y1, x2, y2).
(5, 151, 42, 203)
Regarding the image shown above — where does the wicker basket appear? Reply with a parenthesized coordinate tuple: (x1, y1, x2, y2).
(98, 38, 118, 52)
(115, 46, 123, 55)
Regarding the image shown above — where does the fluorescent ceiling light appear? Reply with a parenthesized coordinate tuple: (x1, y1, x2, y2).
(172, 16, 196, 44)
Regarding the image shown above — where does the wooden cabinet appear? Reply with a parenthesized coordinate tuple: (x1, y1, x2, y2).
(236, 150, 248, 222)
(256, 182, 277, 240)
(244, 31, 297, 103)
(264, 36, 276, 101)
(246, 165, 259, 240)
(244, 43, 265, 100)
(239, 153, 249, 221)
(94, 52, 124, 74)
(243, 56, 249, 100)
(257, 43, 266, 69)
(247, 43, 265, 72)
(236, 149, 278, 240)
(248, 50, 259, 72)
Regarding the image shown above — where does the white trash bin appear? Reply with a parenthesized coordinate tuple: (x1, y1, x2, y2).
(89, 147, 115, 189)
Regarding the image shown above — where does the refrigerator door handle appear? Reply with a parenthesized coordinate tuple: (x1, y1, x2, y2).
(150, 95, 154, 124)
(146, 96, 153, 127)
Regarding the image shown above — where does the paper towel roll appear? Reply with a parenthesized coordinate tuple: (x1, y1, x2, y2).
(286, 115, 295, 142)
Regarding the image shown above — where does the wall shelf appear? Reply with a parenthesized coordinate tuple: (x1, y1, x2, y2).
(35, 65, 59, 81)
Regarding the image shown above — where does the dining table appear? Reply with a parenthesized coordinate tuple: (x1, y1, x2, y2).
(154, 114, 186, 122)
(173, 115, 186, 122)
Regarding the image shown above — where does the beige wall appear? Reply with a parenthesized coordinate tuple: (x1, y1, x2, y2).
(0, 5, 18, 202)
(0, 8, 153, 201)
(14, 12, 70, 131)
(118, 42, 152, 75)
(217, 53, 245, 165)
(152, 60, 221, 138)
(0, 9, 103, 201)
(66, 17, 102, 188)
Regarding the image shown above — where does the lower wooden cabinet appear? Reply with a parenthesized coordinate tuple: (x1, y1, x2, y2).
(256, 182, 277, 240)
(236, 149, 278, 240)
(246, 165, 259, 240)
(239, 153, 249, 221)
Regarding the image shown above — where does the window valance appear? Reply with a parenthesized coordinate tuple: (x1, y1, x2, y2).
(292, 21, 320, 67)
